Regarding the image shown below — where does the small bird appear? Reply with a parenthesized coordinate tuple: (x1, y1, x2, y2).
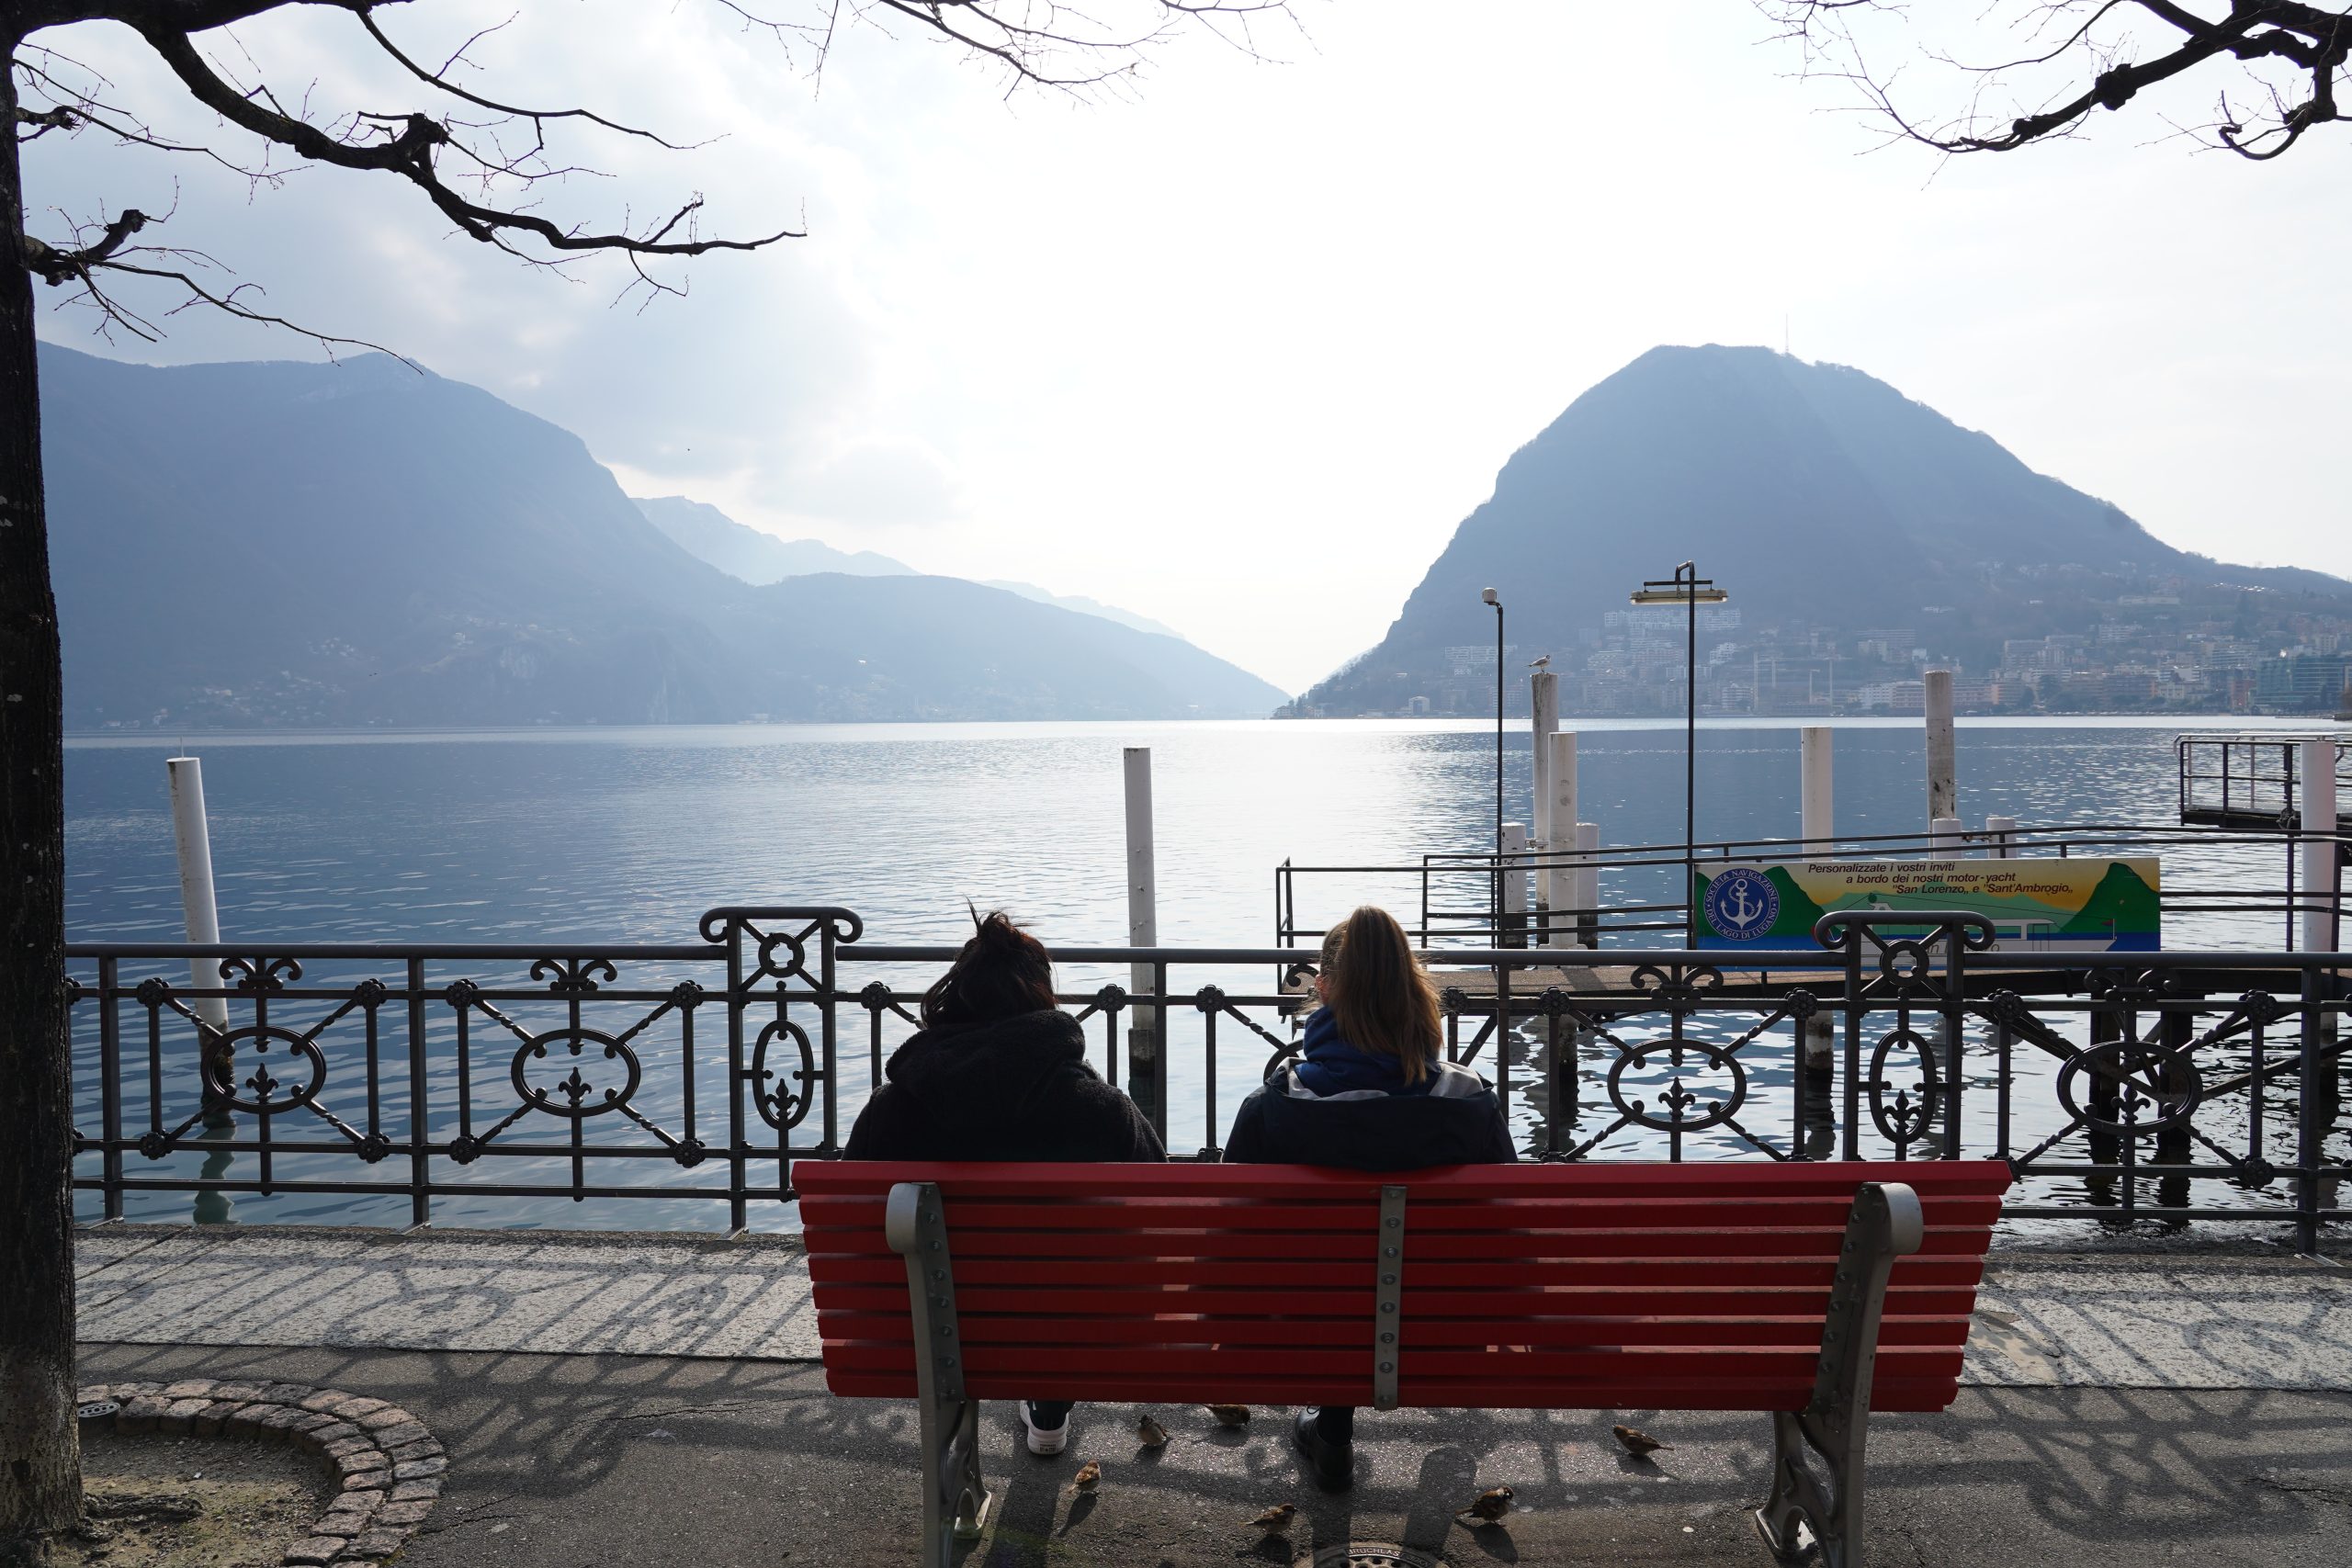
(1612, 1424, 1671, 1457)
(1247, 1504, 1298, 1535)
(1207, 1404, 1252, 1428)
(1136, 1415, 1169, 1449)
(1528, 655, 1551, 671)
(1456, 1485, 1515, 1524)
(1072, 1460, 1101, 1490)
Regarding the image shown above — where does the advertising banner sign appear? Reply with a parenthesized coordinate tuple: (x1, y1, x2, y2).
(1690, 858, 2160, 953)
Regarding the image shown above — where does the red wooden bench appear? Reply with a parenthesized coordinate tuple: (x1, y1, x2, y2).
(797, 1159, 2010, 1568)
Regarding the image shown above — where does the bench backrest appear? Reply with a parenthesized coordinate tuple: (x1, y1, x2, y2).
(797, 1159, 2009, 1414)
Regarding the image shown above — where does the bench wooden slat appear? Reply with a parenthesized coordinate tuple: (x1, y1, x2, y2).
(799, 1192, 2004, 1233)
(804, 1224, 1994, 1262)
(816, 1311, 1974, 1350)
(809, 1280, 1984, 1322)
(796, 1160, 2009, 1201)
(811, 1340, 1968, 1381)
(805, 1252, 1995, 1292)
(819, 1370, 1969, 1413)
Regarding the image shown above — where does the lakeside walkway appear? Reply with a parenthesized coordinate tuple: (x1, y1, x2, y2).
(75, 1224, 2352, 1566)
(75, 1224, 2352, 1391)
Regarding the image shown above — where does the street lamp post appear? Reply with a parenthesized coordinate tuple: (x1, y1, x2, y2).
(1631, 562, 1728, 944)
(1482, 587, 1504, 941)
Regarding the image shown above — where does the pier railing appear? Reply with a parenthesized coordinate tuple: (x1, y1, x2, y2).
(2177, 732, 2350, 832)
(1276, 820, 2350, 951)
(64, 907, 2350, 1246)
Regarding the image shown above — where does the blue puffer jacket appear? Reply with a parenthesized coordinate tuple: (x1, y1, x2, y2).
(1221, 1007, 1519, 1170)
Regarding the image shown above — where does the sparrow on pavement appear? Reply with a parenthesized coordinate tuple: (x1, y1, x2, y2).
(1613, 1424, 1671, 1456)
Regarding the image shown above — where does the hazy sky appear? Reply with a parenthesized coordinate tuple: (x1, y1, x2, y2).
(22, 1, 2352, 692)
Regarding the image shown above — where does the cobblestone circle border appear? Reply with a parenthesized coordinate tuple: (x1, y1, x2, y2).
(78, 1378, 444, 1565)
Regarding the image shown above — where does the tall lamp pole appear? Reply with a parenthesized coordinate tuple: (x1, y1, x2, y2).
(1632, 562, 1728, 943)
(1482, 587, 1503, 937)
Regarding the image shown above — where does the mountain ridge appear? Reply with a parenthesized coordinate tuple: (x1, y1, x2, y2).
(632, 491, 1186, 640)
(39, 344, 1290, 726)
(1301, 344, 2352, 715)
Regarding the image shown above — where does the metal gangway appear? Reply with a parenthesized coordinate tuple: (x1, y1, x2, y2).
(2177, 732, 2350, 834)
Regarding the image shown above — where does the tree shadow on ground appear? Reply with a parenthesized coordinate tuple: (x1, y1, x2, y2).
(75, 1343, 2352, 1568)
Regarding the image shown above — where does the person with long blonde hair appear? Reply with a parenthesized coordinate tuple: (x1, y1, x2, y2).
(1222, 904, 1515, 1488)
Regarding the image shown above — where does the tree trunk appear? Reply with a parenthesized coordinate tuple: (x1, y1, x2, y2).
(0, 36, 85, 1558)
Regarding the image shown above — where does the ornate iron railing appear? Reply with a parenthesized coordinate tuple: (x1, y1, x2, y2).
(64, 906, 2350, 1245)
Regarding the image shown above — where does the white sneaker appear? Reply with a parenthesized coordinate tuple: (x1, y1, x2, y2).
(1021, 1403, 1069, 1457)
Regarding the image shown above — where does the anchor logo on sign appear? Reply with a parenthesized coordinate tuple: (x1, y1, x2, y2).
(1703, 866, 1781, 942)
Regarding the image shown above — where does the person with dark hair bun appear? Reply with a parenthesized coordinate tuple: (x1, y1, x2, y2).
(844, 908, 1164, 1456)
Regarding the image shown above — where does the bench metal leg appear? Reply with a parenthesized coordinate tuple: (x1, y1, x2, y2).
(888, 1181, 991, 1568)
(916, 1391, 989, 1568)
(1752, 1181, 1923, 1568)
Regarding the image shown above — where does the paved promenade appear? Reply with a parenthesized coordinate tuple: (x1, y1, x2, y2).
(74, 1224, 2352, 1390)
(74, 1225, 2352, 1566)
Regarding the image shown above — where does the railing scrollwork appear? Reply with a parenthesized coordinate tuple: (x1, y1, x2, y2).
(56, 905, 2351, 1247)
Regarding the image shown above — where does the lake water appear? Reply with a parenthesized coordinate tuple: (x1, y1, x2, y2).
(69, 716, 2310, 947)
(63, 716, 2334, 1230)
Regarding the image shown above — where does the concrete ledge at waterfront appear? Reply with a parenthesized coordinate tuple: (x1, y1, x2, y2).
(75, 1225, 820, 1361)
(1969, 1248, 2352, 1390)
(74, 1224, 2352, 1393)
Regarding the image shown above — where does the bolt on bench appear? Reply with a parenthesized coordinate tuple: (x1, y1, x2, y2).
(797, 1159, 2010, 1568)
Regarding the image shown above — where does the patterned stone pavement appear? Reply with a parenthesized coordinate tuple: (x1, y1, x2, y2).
(74, 1224, 2352, 1391)
(74, 1225, 820, 1360)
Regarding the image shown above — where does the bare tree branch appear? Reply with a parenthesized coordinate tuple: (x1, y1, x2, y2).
(1760, 1, 2352, 160)
(17, 201, 144, 279)
(355, 8, 706, 151)
(135, 24, 802, 257)
(7, 0, 1295, 351)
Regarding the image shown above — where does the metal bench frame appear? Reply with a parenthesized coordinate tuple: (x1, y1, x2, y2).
(885, 1184, 992, 1563)
(882, 1175, 1926, 1568)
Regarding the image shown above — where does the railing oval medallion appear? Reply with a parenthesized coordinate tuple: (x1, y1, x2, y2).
(1603, 1035, 1749, 1134)
(509, 1027, 642, 1119)
(201, 1022, 329, 1116)
(752, 1016, 818, 1132)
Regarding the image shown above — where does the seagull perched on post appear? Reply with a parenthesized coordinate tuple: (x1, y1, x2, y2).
(1527, 655, 1551, 671)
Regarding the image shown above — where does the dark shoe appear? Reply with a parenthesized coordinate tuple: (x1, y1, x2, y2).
(1291, 1408, 1352, 1491)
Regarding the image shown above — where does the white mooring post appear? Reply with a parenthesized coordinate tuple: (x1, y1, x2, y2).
(1122, 748, 1161, 1122)
(1930, 817, 1965, 857)
(169, 755, 235, 1224)
(1924, 670, 1957, 831)
(1543, 730, 1578, 947)
(1500, 824, 1529, 947)
(1531, 671, 1559, 845)
(1801, 727, 1833, 857)
(167, 757, 229, 1038)
(2300, 738, 2341, 953)
(1573, 820, 1600, 949)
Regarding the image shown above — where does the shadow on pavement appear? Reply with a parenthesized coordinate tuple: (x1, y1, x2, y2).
(79, 1341, 2352, 1567)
